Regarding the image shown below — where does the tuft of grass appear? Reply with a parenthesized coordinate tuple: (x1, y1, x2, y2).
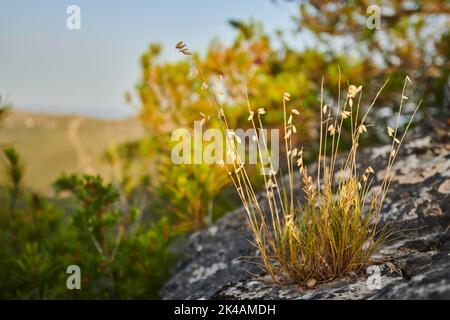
(226, 76, 419, 286)
(179, 42, 420, 286)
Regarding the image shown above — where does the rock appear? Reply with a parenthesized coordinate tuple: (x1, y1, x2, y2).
(161, 127, 450, 300)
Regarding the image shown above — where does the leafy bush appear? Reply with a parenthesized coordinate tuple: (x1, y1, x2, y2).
(129, 11, 445, 235)
(158, 162, 229, 232)
(0, 161, 175, 299)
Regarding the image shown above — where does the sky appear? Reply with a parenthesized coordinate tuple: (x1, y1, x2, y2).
(0, 0, 300, 119)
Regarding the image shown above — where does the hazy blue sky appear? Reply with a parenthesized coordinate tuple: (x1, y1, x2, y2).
(0, 0, 300, 118)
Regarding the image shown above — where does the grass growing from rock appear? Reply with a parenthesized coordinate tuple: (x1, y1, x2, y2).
(232, 77, 419, 286)
(242, 81, 419, 285)
(178, 41, 421, 286)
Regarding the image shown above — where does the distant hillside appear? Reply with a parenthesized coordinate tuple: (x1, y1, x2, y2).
(0, 109, 145, 192)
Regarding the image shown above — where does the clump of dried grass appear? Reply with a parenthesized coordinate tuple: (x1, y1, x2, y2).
(178, 42, 420, 286)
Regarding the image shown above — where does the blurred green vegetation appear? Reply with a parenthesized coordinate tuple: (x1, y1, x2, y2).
(0, 155, 174, 299)
(292, 0, 449, 112)
(0, 0, 449, 299)
(127, 20, 374, 233)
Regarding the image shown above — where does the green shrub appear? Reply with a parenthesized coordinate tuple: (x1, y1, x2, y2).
(0, 168, 175, 298)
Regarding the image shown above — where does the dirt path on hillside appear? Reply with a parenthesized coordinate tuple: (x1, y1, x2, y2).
(68, 117, 96, 175)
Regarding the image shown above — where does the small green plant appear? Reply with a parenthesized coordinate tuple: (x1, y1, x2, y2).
(158, 161, 230, 233)
(3, 147, 24, 219)
(0, 171, 176, 299)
